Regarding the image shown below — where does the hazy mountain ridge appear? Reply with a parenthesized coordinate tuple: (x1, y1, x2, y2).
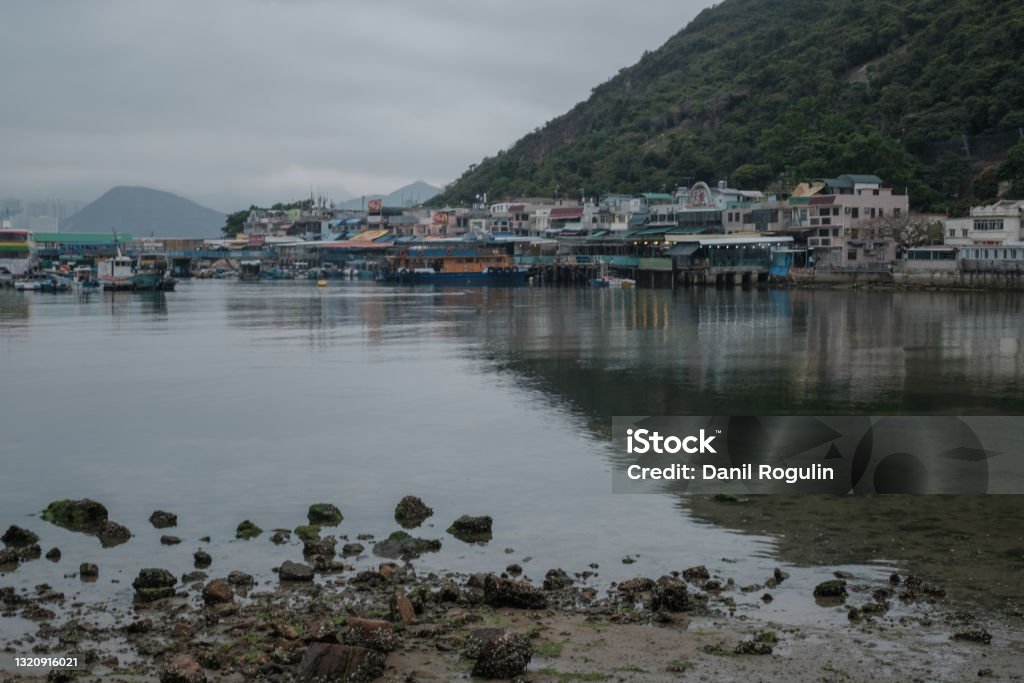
(335, 181, 441, 210)
(61, 186, 225, 238)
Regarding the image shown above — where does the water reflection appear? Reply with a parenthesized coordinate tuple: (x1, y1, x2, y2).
(3, 281, 1021, 614)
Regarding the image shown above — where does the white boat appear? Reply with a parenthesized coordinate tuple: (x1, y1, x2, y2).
(72, 265, 99, 291)
(96, 252, 135, 290)
(588, 261, 635, 288)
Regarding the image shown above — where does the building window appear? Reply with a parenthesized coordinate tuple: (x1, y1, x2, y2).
(851, 207, 859, 219)
(848, 250, 858, 261)
(832, 228, 839, 236)
(894, 208, 901, 216)
(873, 189, 880, 195)
(833, 207, 840, 216)
(974, 219, 1005, 231)
(962, 229, 968, 237)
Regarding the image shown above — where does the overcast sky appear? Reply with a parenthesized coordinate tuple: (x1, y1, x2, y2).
(0, 1, 710, 211)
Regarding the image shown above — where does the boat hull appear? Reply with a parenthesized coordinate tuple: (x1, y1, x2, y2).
(383, 270, 529, 285)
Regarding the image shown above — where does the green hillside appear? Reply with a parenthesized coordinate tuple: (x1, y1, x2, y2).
(434, 0, 1024, 210)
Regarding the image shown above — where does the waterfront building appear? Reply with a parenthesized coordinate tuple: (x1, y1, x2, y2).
(944, 200, 1024, 247)
(785, 174, 909, 267)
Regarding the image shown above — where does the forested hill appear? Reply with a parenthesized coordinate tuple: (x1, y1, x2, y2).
(433, 0, 1024, 210)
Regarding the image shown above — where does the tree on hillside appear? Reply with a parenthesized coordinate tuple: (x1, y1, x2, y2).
(222, 207, 255, 237)
(998, 140, 1024, 198)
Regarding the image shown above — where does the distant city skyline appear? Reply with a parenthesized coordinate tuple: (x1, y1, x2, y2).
(0, 1, 709, 213)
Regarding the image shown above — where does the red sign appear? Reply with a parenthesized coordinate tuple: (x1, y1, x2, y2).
(368, 199, 382, 213)
(248, 234, 266, 247)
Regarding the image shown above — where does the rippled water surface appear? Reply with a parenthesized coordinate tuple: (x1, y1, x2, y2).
(1, 281, 1022, 635)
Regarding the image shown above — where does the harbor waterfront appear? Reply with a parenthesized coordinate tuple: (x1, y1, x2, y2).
(1, 280, 1023, 680)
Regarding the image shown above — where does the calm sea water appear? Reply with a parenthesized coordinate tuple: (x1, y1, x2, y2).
(1, 281, 1022, 635)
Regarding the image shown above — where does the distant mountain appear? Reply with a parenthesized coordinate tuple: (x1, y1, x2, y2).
(336, 181, 441, 211)
(60, 186, 225, 238)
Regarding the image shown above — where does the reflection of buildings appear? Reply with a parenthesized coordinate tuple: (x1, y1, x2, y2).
(218, 284, 1024, 416)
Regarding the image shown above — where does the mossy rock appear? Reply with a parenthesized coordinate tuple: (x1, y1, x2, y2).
(294, 525, 322, 542)
(307, 503, 343, 526)
(394, 496, 433, 528)
(447, 515, 493, 543)
(372, 530, 441, 559)
(132, 567, 176, 602)
(813, 579, 848, 599)
(41, 499, 108, 532)
(235, 520, 263, 540)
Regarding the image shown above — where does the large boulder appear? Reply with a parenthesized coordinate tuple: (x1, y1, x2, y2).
(42, 499, 108, 532)
(227, 570, 254, 587)
(372, 531, 441, 560)
(447, 515, 493, 543)
(394, 496, 433, 528)
(201, 579, 233, 605)
(132, 568, 177, 603)
(471, 631, 532, 679)
(307, 503, 343, 526)
(279, 560, 315, 582)
(543, 568, 573, 590)
(650, 576, 691, 612)
(0, 547, 18, 567)
(159, 653, 207, 683)
(483, 575, 547, 609)
(149, 510, 178, 529)
(303, 535, 337, 558)
(98, 520, 132, 547)
(340, 618, 398, 652)
(2, 525, 39, 547)
(235, 520, 262, 540)
(297, 643, 385, 683)
(390, 590, 416, 624)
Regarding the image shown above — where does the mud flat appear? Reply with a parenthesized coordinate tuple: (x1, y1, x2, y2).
(1, 498, 1022, 682)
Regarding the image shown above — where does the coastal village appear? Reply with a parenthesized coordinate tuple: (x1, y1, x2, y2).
(2, 174, 1024, 290)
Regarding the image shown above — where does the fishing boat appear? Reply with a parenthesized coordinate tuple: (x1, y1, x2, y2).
(0, 229, 36, 277)
(15, 273, 70, 292)
(96, 252, 135, 291)
(380, 244, 528, 284)
(588, 260, 635, 288)
(72, 265, 100, 291)
(239, 260, 262, 281)
(588, 275, 636, 288)
(132, 251, 177, 291)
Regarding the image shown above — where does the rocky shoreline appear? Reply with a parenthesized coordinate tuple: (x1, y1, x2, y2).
(1, 497, 1022, 682)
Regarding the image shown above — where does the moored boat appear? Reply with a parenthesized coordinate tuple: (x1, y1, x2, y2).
(97, 252, 135, 291)
(239, 260, 262, 281)
(380, 244, 528, 284)
(588, 275, 636, 288)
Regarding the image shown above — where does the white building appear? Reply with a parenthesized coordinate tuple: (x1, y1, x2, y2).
(944, 200, 1024, 247)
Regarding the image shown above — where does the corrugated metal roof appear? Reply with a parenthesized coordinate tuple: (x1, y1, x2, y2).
(34, 233, 135, 244)
(550, 208, 583, 219)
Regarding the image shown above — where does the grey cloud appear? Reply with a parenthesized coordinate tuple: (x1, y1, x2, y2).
(0, 0, 707, 211)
